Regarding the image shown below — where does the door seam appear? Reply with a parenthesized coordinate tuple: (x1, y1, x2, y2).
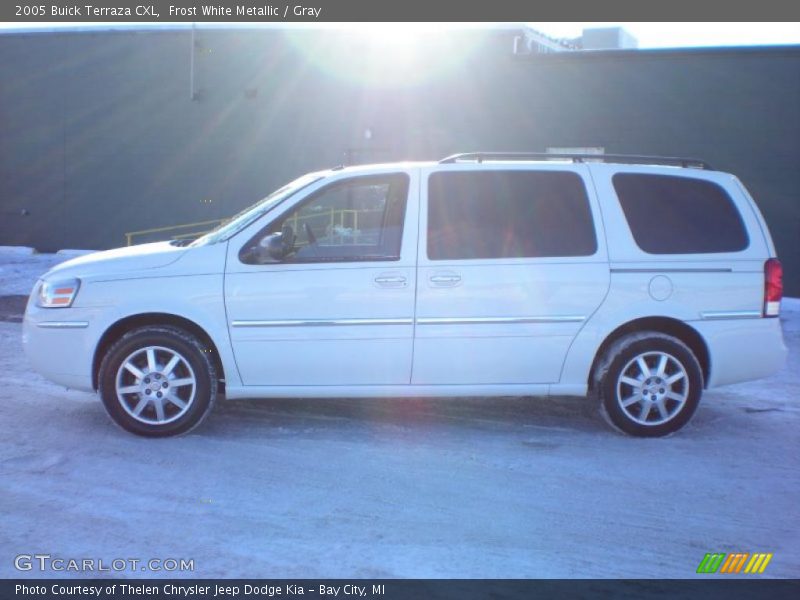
(409, 168, 423, 384)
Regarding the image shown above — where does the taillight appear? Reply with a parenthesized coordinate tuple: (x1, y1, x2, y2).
(764, 258, 783, 317)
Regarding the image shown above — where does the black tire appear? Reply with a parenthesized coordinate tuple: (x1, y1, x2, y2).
(98, 326, 217, 437)
(596, 332, 703, 437)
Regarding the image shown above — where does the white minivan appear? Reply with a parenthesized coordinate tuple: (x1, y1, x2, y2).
(23, 153, 788, 437)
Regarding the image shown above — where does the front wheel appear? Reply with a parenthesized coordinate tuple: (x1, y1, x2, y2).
(98, 326, 217, 437)
(597, 332, 703, 437)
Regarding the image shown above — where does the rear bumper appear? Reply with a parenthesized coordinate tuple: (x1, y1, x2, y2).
(694, 316, 788, 388)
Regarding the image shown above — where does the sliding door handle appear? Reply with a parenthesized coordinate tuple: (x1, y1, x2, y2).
(429, 273, 461, 286)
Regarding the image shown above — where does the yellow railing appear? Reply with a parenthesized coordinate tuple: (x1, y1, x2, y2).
(125, 219, 227, 246)
(289, 208, 382, 245)
(124, 207, 384, 247)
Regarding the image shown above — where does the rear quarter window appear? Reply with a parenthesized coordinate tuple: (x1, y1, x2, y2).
(612, 173, 749, 254)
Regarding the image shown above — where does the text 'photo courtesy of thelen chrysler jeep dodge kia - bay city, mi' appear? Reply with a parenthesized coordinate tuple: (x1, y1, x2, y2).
(22, 153, 787, 437)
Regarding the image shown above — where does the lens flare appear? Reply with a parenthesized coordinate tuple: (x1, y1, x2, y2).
(284, 24, 483, 88)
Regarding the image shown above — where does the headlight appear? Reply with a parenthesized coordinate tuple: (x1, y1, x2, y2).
(37, 278, 81, 308)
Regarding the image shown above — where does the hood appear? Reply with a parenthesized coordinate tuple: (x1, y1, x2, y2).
(44, 241, 187, 280)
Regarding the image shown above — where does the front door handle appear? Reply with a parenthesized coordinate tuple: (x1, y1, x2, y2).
(374, 275, 407, 288)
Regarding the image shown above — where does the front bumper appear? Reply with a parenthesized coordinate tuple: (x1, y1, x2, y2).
(22, 300, 100, 392)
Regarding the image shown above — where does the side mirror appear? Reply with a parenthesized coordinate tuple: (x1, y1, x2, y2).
(254, 225, 296, 262)
(257, 232, 288, 262)
(243, 224, 295, 264)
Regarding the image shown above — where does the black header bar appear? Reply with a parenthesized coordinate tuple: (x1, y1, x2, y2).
(2, 0, 800, 23)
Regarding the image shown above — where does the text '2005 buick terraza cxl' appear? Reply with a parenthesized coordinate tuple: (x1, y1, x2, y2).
(23, 153, 788, 437)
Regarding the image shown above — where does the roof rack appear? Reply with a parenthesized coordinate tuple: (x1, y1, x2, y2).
(438, 152, 713, 170)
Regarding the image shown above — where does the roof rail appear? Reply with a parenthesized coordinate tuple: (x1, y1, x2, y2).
(438, 152, 713, 170)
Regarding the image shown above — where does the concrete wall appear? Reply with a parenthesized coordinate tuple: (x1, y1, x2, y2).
(0, 29, 798, 293)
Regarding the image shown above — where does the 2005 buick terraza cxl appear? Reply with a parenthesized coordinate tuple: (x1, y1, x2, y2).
(23, 153, 788, 437)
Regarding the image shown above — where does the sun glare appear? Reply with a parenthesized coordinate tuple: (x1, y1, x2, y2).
(285, 24, 478, 88)
(360, 24, 426, 66)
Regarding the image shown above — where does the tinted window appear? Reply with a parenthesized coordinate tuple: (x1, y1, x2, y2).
(613, 173, 748, 254)
(427, 171, 597, 260)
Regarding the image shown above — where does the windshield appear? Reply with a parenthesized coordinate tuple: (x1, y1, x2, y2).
(190, 173, 325, 246)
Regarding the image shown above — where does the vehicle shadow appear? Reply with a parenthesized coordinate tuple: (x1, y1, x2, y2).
(206, 394, 608, 439)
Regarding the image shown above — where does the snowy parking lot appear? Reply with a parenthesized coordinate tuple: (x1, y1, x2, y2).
(0, 250, 798, 578)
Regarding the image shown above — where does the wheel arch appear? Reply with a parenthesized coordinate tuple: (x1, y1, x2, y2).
(92, 313, 225, 392)
(588, 317, 710, 391)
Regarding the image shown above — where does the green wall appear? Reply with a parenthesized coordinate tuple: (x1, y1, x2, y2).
(0, 29, 798, 294)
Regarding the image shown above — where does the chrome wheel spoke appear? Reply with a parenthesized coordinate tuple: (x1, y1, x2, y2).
(154, 399, 165, 422)
(163, 354, 181, 376)
(639, 402, 652, 421)
(666, 390, 685, 403)
(132, 396, 149, 416)
(146, 348, 157, 373)
(118, 385, 140, 395)
(655, 399, 669, 420)
(166, 393, 187, 409)
(123, 362, 144, 379)
(666, 372, 685, 385)
(620, 376, 642, 388)
(636, 357, 651, 378)
(656, 355, 668, 377)
(621, 395, 641, 408)
(170, 377, 194, 388)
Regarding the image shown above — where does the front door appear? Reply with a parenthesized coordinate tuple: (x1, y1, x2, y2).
(225, 170, 418, 386)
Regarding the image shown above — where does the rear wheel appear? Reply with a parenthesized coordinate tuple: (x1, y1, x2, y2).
(597, 332, 703, 437)
(98, 326, 216, 437)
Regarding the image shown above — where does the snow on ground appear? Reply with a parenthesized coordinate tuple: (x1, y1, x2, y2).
(0, 252, 798, 578)
(0, 247, 95, 296)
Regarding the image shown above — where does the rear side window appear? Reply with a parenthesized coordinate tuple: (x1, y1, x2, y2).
(427, 171, 597, 260)
(613, 173, 749, 254)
